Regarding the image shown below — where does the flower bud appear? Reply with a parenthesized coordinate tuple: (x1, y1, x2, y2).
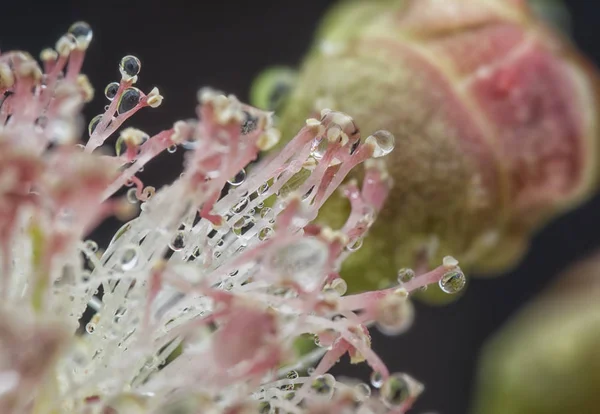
(255, 0, 600, 301)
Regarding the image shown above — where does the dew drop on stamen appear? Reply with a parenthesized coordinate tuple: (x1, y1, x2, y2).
(258, 227, 273, 241)
(104, 82, 119, 101)
(439, 268, 466, 294)
(85, 322, 96, 334)
(257, 182, 269, 195)
(84, 240, 98, 253)
(380, 373, 410, 407)
(259, 207, 272, 219)
(126, 188, 138, 204)
(119, 245, 140, 271)
(169, 231, 186, 251)
(345, 238, 363, 252)
(367, 130, 395, 158)
(397, 268, 415, 284)
(331, 278, 347, 296)
(231, 197, 249, 214)
(370, 371, 384, 389)
(88, 114, 103, 136)
(311, 374, 335, 398)
(311, 137, 328, 160)
(119, 55, 141, 78)
(227, 168, 246, 186)
(117, 88, 141, 114)
(167, 145, 177, 154)
(68, 21, 93, 45)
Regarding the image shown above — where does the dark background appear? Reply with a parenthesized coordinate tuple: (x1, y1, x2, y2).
(2, 1, 600, 413)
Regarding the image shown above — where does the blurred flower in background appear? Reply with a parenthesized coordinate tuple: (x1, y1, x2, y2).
(473, 251, 600, 414)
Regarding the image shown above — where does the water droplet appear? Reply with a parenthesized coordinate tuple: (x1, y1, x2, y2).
(167, 145, 177, 154)
(367, 130, 395, 158)
(169, 231, 186, 251)
(227, 168, 246, 186)
(258, 227, 274, 241)
(397, 268, 415, 284)
(257, 182, 270, 195)
(104, 82, 119, 101)
(370, 371, 384, 388)
(311, 374, 335, 398)
(287, 370, 299, 380)
(119, 55, 141, 78)
(231, 197, 249, 214)
(126, 188, 138, 204)
(439, 268, 466, 294)
(84, 240, 98, 253)
(68, 21, 93, 46)
(266, 237, 328, 291)
(88, 114, 103, 136)
(345, 238, 363, 252)
(311, 137, 328, 159)
(331, 278, 347, 296)
(260, 207, 272, 219)
(119, 245, 139, 271)
(117, 87, 141, 114)
(381, 373, 410, 407)
(85, 322, 96, 334)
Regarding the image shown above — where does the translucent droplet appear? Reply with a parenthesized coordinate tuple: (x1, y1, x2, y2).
(354, 383, 371, 400)
(119, 55, 141, 78)
(439, 268, 466, 294)
(84, 240, 98, 253)
(233, 216, 248, 233)
(345, 238, 363, 252)
(331, 278, 347, 296)
(68, 21, 93, 46)
(259, 207, 272, 219)
(266, 237, 328, 291)
(231, 197, 249, 214)
(227, 168, 246, 186)
(287, 370, 299, 380)
(311, 137, 328, 159)
(367, 130, 395, 158)
(258, 227, 274, 241)
(370, 371, 384, 388)
(117, 87, 141, 114)
(397, 268, 415, 284)
(257, 182, 270, 195)
(381, 373, 410, 407)
(119, 245, 139, 271)
(85, 322, 96, 334)
(169, 231, 186, 251)
(167, 145, 177, 154)
(311, 374, 335, 398)
(126, 188, 138, 204)
(104, 82, 119, 101)
(88, 114, 103, 136)
(314, 329, 338, 349)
